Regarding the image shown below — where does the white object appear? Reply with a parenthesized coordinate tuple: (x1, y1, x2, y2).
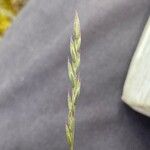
(122, 16, 150, 117)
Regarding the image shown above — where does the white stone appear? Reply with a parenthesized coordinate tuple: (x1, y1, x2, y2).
(122, 16, 150, 117)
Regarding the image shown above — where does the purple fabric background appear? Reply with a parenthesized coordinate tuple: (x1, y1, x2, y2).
(0, 0, 149, 149)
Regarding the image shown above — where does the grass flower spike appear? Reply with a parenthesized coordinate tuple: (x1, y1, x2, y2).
(66, 11, 81, 150)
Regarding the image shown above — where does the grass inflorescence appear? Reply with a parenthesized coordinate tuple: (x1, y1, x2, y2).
(66, 11, 81, 150)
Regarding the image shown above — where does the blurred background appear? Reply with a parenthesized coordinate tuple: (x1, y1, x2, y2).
(0, 0, 28, 38)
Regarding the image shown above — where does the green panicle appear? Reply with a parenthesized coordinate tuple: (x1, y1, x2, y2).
(66, 11, 81, 150)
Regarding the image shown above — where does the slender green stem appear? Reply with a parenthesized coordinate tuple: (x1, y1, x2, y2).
(66, 11, 81, 150)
